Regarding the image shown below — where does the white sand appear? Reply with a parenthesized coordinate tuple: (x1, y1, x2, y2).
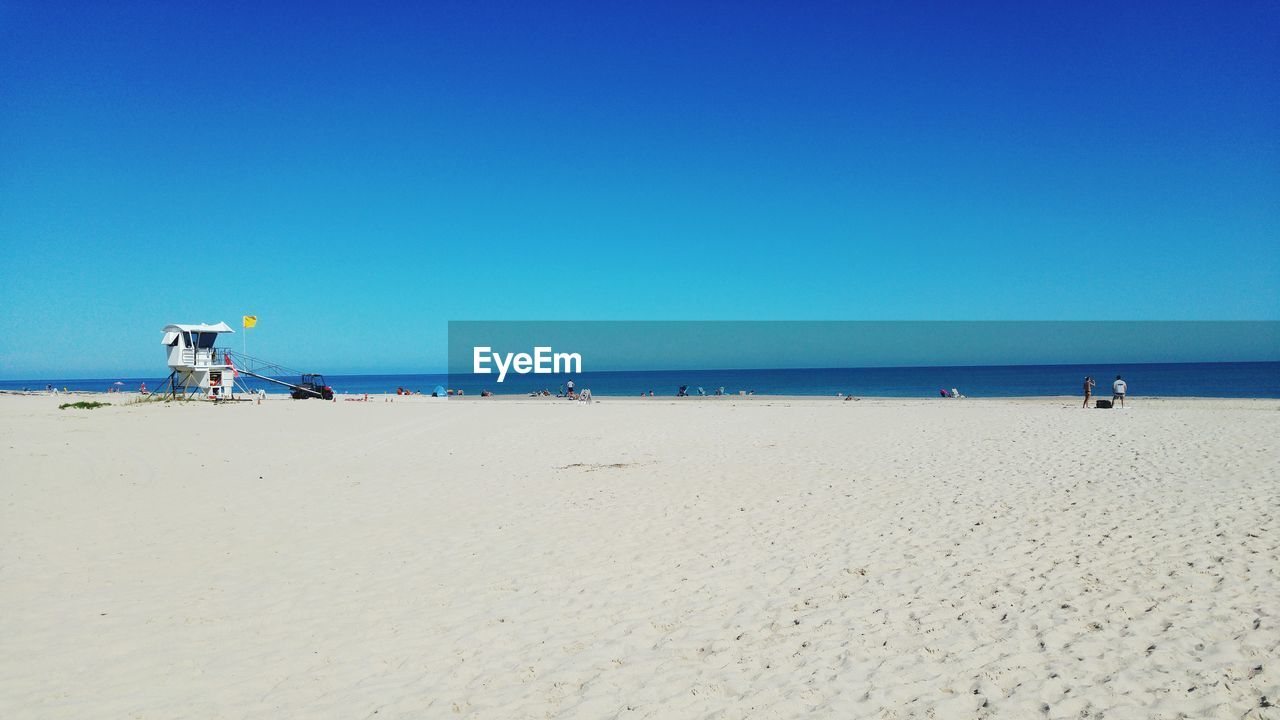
(1, 394, 1277, 719)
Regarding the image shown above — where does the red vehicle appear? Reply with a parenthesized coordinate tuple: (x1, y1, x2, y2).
(291, 373, 334, 400)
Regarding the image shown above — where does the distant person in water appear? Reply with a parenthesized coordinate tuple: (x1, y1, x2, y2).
(1082, 376, 1095, 408)
(1112, 375, 1127, 408)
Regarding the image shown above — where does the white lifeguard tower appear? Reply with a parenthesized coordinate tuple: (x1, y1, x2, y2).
(161, 322, 236, 399)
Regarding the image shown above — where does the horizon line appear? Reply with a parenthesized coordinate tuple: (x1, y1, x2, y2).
(6, 357, 1279, 383)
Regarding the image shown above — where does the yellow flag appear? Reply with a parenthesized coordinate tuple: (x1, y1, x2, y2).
(243, 315, 257, 329)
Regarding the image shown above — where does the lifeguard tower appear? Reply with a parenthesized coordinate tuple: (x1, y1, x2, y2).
(158, 321, 334, 400)
(160, 322, 236, 399)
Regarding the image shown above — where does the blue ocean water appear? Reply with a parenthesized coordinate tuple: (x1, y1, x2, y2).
(4, 362, 1277, 398)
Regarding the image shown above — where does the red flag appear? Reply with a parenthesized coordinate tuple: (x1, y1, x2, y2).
(225, 352, 239, 377)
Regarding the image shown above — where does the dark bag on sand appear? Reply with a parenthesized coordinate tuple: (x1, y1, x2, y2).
(1095, 399, 1113, 409)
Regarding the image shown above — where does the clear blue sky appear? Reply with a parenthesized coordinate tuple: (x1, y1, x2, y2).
(1, 1, 1277, 377)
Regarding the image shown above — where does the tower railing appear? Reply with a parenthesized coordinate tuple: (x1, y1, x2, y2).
(178, 348, 230, 366)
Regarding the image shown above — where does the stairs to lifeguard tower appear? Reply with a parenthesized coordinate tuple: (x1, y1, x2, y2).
(223, 351, 328, 398)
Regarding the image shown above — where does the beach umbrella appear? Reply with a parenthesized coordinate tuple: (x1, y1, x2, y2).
(113, 381, 125, 385)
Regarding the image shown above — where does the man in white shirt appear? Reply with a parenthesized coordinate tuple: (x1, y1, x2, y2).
(1112, 375, 1127, 408)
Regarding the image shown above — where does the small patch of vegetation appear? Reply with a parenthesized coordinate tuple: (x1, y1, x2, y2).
(129, 394, 173, 404)
(59, 401, 111, 410)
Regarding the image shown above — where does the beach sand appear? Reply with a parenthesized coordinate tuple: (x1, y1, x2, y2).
(1, 394, 1277, 719)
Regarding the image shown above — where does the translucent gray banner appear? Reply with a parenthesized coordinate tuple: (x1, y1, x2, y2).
(446, 321, 1280, 398)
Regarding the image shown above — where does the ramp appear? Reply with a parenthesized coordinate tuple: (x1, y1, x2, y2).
(225, 352, 328, 398)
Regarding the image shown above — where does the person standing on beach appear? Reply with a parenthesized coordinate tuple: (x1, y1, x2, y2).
(1083, 376, 1095, 408)
(566, 379, 574, 398)
(1112, 375, 1127, 408)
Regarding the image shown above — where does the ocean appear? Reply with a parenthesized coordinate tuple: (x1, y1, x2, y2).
(4, 361, 1278, 398)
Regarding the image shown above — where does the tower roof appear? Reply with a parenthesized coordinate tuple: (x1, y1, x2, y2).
(162, 322, 235, 334)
